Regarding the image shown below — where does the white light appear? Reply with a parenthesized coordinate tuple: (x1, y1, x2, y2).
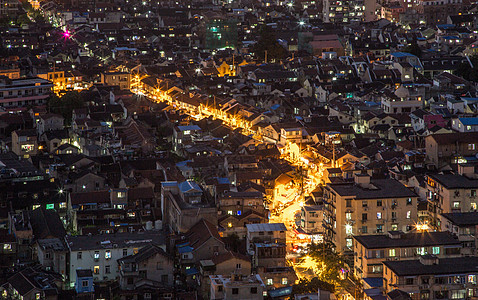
(299, 21, 305, 26)
(59, 189, 63, 194)
(287, 2, 293, 7)
(195, 68, 201, 73)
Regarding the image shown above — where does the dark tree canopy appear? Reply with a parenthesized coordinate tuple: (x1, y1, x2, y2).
(48, 91, 85, 124)
(253, 26, 288, 62)
(402, 42, 422, 58)
(456, 55, 478, 82)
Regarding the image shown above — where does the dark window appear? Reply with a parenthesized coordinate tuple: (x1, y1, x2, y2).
(232, 288, 238, 295)
(377, 200, 382, 207)
(251, 287, 257, 294)
(406, 278, 414, 285)
(362, 213, 367, 221)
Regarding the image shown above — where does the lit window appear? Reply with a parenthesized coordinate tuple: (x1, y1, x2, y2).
(345, 224, 353, 235)
(389, 249, 396, 257)
(105, 250, 111, 259)
(237, 210, 241, 216)
(346, 238, 352, 248)
(432, 247, 440, 255)
(345, 212, 352, 221)
(453, 202, 460, 209)
(228, 222, 232, 228)
(406, 211, 411, 219)
(282, 277, 288, 285)
(133, 248, 138, 254)
(227, 210, 233, 215)
(94, 251, 100, 259)
(46, 203, 54, 210)
(117, 191, 126, 198)
(94, 266, 99, 274)
(376, 212, 382, 219)
(267, 278, 273, 285)
(3, 244, 11, 251)
(59, 202, 67, 209)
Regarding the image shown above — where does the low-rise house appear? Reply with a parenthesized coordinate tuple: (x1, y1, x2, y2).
(118, 244, 174, 290)
(209, 274, 266, 300)
(66, 232, 166, 288)
(12, 129, 38, 158)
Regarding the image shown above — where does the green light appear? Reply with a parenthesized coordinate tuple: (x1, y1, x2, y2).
(210, 27, 218, 32)
(46, 204, 54, 210)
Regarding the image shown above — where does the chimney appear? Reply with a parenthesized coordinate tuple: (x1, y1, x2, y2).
(419, 254, 438, 266)
(354, 173, 371, 185)
(388, 230, 404, 239)
(457, 163, 476, 179)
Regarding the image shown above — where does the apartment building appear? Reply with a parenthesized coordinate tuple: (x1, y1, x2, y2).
(426, 164, 478, 228)
(440, 212, 478, 255)
(246, 223, 287, 269)
(323, 0, 365, 23)
(324, 173, 418, 253)
(425, 132, 478, 167)
(12, 129, 38, 158)
(354, 231, 462, 279)
(0, 76, 53, 109)
(383, 256, 478, 299)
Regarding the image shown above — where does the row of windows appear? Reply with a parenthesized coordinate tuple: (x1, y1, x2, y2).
(77, 248, 137, 260)
(346, 198, 413, 208)
(346, 210, 412, 221)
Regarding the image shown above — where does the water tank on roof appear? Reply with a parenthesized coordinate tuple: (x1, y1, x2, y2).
(155, 220, 162, 230)
(145, 221, 153, 230)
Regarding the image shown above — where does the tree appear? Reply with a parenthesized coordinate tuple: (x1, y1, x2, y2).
(291, 277, 335, 297)
(402, 42, 422, 58)
(253, 26, 288, 62)
(456, 55, 478, 82)
(48, 91, 85, 124)
(305, 242, 348, 285)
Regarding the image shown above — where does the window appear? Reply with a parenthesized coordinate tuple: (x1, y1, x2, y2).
(451, 290, 466, 299)
(133, 248, 139, 255)
(346, 238, 353, 248)
(123, 249, 127, 256)
(391, 224, 398, 231)
(161, 275, 168, 283)
(416, 247, 426, 256)
(468, 143, 476, 150)
(362, 213, 367, 221)
(94, 266, 99, 274)
(453, 201, 460, 209)
(282, 277, 288, 285)
(392, 211, 397, 220)
(346, 199, 352, 207)
(267, 278, 273, 285)
(345, 224, 353, 235)
(236, 263, 241, 269)
(361, 226, 367, 233)
(82, 280, 89, 287)
(389, 249, 396, 257)
(376, 212, 382, 219)
(46, 203, 54, 210)
(377, 200, 382, 207)
(432, 247, 440, 255)
(105, 265, 110, 274)
(232, 288, 239, 294)
(407, 198, 412, 205)
(251, 287, 258, 294)
(227, 210, 233, 215)
(345, 212, 352, 221)
(472, 190, 477, 197)
(105, 250, 111, 259)
(376, 224, 383, 233)
(406, 277, 414, 285)
(117, 191, 126, 198)
(218, 285, 223, 292)
(468, 275, 476, 284)
(362, 201, 368, 207)
(3, 244, 11, 251)
(94, 251, 100, 260)
(77, 252, 82, 260)
(237, 210, 242, 216)
(406, 211, 411, 219)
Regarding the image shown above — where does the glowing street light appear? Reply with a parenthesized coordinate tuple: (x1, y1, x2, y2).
(299, 20, 305, 26)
